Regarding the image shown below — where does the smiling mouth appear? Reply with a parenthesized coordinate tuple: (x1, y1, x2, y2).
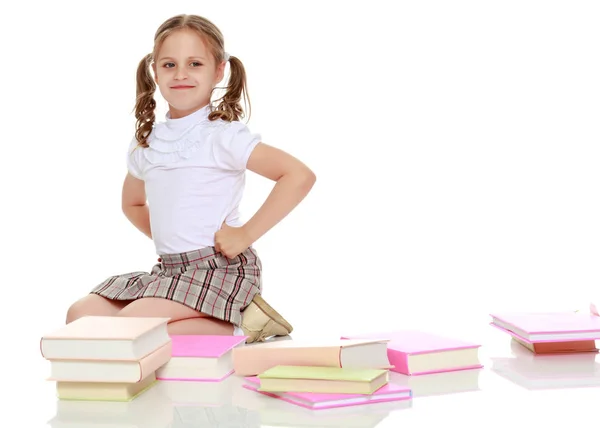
(171, 85, 195, 89)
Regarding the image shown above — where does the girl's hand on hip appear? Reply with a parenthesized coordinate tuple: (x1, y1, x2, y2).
(214, 222, 251, 259)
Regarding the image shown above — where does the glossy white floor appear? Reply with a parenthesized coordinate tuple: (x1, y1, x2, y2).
(11, 313, 599, 428)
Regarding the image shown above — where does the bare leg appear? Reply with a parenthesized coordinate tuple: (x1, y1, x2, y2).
(66, 294, 130, 323)
(168, 317, 234, 335)
(117, 297, 234, 335)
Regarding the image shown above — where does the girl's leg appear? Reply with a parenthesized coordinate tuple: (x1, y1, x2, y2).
(66, 294, 130, 323)
(167, 317, 234, 335)
(117, 297, 234, 335)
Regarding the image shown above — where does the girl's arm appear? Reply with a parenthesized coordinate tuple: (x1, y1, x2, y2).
(243, 143, 316, 243)
(122, 173, 152, 239)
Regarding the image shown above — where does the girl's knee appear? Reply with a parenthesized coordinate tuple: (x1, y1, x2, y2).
(65, 294, 127, 324)
(66, 296, 88, 323)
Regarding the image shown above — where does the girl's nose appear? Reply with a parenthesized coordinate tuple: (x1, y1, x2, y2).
(174, 68, 188, 80)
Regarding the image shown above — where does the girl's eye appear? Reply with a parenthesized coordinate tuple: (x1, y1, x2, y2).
(191, 62, 202, 67)
(163, 62, 175, 68)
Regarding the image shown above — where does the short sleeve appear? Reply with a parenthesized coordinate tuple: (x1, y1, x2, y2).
(211, 121, 261, 170)
(126, 137, 144, 179)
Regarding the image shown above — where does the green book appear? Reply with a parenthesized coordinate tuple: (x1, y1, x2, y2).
(259, 365, 387, 381)
(257, 365, 389, 394)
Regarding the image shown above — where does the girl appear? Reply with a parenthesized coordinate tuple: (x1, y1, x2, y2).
(65, 14, 316, 343)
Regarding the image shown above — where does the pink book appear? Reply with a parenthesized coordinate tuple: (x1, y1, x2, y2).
(156, 335, 246, 381)
(341, 330, 482, 376)
(243, 376, 411, 410)
(490, 311, 600, 343)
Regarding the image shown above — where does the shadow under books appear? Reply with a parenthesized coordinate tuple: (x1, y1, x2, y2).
(491, 339, 600, 391)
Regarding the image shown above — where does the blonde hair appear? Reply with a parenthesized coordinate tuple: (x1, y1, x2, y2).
(134, 14, 250, 147)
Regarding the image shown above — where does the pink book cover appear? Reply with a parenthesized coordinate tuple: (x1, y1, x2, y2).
(156, 335, 246, 382)
(341, 330, 482, 376)
(490, 312, 600, 341)
(168, 335, 246, 357)
(489, 322, 539, 344)
(243, 376, 411, 410)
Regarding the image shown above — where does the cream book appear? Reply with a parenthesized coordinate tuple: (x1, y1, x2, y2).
(232, 339, 392, 376)
(56, 373, 157, 401)
(258, 365, 389, 395)
(40, 316, 171, 360)
(48, 341, 172, 383)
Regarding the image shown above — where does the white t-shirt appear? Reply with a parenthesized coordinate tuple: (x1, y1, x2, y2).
(126, 105, 261, 255)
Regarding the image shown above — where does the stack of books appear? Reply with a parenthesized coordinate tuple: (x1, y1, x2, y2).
(340, 330, 483, 397)
(40, 316, 172, 401)
(243, 365, 411, 410)
(489, 310, 600, 354)
(232, 338, 412, 410)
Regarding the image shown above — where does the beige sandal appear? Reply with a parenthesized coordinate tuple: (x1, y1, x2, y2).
(240, 294, 293, 343)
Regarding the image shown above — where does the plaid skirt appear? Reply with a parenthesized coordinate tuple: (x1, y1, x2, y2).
(90, 246, 262, 327)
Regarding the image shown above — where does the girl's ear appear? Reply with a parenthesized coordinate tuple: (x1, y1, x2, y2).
(152, 63, 158, 84)
(215, 60, 226, 84)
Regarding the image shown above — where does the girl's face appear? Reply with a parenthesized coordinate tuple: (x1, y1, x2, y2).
(153, 29, 225, 119)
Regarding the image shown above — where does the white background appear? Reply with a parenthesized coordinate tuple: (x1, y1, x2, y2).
(1, 0, 599, 425)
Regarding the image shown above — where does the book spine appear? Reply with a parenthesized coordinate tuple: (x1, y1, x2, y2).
(387, 349, 410, 375)
(138, 341, 173, 381)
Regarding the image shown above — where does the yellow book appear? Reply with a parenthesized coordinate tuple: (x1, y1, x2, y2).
(257, 365, 388, 395)
(56, 372, 157, 401)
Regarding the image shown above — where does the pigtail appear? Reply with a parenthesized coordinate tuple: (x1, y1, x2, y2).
(209, 55, 251, 123)
(134, 53, 156, 148)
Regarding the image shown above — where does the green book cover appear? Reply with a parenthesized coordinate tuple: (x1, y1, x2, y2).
(258, 365, 387, 382)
